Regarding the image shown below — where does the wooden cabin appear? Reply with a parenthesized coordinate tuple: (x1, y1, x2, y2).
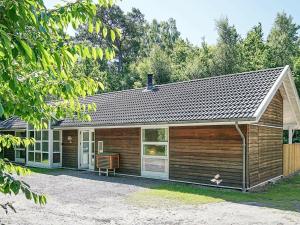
(1, 65, 300, 191)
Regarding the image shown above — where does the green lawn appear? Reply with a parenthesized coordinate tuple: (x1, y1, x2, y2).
(28, 167, 64, 174)
(129, 174, 300, 212)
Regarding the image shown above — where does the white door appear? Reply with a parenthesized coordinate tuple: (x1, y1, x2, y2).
(80, 130, 95, 170)
(141, 127, 169, 179)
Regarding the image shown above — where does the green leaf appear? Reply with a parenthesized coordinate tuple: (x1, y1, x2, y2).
(98, 82, 104, 90)
(108, 0, 114, 7)
(0, 30, 12, 57)
(64, 50, 76, 63)
(32, 193, 38, 204)
(10, 181, 21, 195)
(92, 47, 97, 60)
(24, 188, 32, 200)
(39, 195, 47, 205)
(102, 27, 107, 38)
(19, 39, 33, 60)
(110, 30, 115, 42)
(97, 48, 103, 60)
(54, 52, 61, 68)
(0, 102, 4, 117)
(95, 21, 101, 34)
(83, 47, 91, 59)
(115, 28, 122, 38)
(88, 20, 93, 33)
(3, 183, 10, 194)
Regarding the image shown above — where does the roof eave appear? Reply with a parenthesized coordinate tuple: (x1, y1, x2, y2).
(52, 117, 258, 129)
(253, 65, 289, 122)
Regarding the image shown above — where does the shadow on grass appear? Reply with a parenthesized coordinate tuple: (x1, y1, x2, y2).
(141, 174, 300, 212)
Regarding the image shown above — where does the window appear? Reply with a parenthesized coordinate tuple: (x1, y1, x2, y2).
(143, 144, 167, 156)
(28, 129, 49, 164)
(142, 128, 168, 142)
(142, 128, 168, 156)
(15, 131, 26, 163)
(141, 128, 169, 177)
(53, 130, 61, 164)
(98, 141, 103, 153)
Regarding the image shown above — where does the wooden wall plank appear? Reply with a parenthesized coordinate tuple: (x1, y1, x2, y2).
(259, 91, 283, 127)
(247, 91, 283, 187)
(62, 130, 78, 168)
(169, 125, 245, 188)
(95, 128, 141, 175)
(283, 144, 300, 176)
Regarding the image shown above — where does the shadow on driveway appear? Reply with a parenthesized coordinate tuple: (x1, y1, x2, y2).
(30, 167, 300, 213)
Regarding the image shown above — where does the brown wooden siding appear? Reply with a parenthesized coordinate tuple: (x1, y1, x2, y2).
(95, 128, 141, 175)
(62, 130, 78, 168)
(247, 91, 283, 187)
(247, 125, 259, 186)
(169, 125, 245, 187)
(258, 91, 283, 127)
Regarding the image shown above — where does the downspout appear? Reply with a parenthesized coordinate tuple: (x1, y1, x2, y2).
(235, 121, 246, 192)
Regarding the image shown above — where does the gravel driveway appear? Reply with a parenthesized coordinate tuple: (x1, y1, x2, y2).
(0, 169, 300, 225)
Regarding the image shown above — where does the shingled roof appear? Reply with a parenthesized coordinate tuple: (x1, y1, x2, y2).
(0, 67, 289, 129)
(54, 67, 286, 127)
(0, 117, 27, 130)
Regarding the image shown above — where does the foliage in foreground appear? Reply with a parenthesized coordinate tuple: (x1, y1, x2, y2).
(0, 0, 119, 209)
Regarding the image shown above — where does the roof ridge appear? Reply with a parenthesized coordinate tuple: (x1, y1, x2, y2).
(153, 66, 285, 88)
(86, 66, 285, 98)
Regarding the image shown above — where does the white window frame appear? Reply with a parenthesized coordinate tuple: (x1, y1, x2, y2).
(52, 130, 62, 167)
(141, 126, 169, 179)
(90, 131, 95, 169)
(78, 128, 95, 170)
(27, 129, 50, 166)
(98, 141, 103, 153)
(26, 121, 52, 168)
(14, 130, 26, 163)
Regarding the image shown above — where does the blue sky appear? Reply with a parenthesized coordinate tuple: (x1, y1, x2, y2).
(45, 0, 300, 45)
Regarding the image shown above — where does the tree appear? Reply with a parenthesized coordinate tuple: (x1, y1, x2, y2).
(184, 38, 215, 79)
(0, 0, 118, 209)
(213, 17, 241, 75)
(170, 39, 195, 81)
(131, 46, 173, 87)
(293, 56, 300, 94)
(142, 18, 180, 56)
(266, 12, 300, 67)
(75, 5, 146, 73)
(240, 23, 267, 71)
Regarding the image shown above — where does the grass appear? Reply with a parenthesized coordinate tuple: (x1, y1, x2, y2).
(28, 167, 63, 174)
(129, 174, 300, 212)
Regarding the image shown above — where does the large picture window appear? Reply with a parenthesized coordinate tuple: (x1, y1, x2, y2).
(28, 129, 49, 164)
(141, 128, 169, 179)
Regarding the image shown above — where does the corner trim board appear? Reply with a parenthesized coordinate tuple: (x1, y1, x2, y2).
(254, 65, 289, 121)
